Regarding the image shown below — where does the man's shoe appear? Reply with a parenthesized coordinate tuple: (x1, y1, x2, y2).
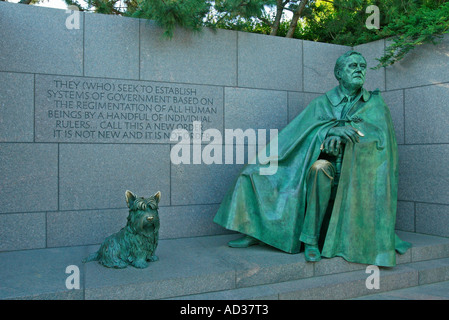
(304, 244, 321, 262)
(228, 235, 260, 248)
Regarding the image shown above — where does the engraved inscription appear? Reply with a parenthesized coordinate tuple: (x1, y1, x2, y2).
(35, 75, 223, 143)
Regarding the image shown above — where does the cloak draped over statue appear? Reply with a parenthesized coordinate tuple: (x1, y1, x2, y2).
(213, 86, 411, 267)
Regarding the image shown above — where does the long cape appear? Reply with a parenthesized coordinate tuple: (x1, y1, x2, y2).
(214, 86, 411, 267)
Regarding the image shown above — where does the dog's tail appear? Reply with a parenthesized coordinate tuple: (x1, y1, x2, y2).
(82, 251, 99, 263)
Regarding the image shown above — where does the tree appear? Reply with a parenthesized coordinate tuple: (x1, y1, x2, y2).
(375, 1, 449, 68)
(209, 1, 310, 37)
(296, 0, 449, 68)
(10, 0, 449, 67)
(130, 0, 212, 37)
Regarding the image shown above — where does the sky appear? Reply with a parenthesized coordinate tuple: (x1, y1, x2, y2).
(8, 0, 293, 21)
(9, 0, 71, 9)
(38, 0, 68, 9)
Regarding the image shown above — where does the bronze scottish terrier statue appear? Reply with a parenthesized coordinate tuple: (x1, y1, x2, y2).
(83, 190, 161, 269)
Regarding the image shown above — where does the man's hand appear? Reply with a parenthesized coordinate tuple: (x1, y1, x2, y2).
(320, 126, 364, 156)
(327, 126, 364, 144)
(321, 136, 343, 156)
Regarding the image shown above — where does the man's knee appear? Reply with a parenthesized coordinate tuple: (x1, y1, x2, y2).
(309, 160, 335, 179)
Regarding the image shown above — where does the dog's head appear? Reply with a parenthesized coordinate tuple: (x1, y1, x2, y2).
(125, 190, 161, 237)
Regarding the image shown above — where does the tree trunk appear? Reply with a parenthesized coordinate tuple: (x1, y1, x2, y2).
(286, 0, 308, 38)
(270, 0, 286, 36)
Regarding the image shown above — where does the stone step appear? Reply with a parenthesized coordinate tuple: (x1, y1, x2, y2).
(169, 257, 449, 300)
(353, 280, 449, 300)
(0, 231, 448, 300)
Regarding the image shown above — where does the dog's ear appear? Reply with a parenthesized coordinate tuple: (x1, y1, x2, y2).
(153, 191, 161, 204)
(125, 190, 137, 208)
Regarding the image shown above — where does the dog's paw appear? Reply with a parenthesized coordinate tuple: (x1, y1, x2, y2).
(132, 259, 149, 269)
(148, 255, 159, 262)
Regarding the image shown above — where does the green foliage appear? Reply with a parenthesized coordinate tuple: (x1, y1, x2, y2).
(205, 0, 273, 34)
(222, 0, 449, 68)
(376, 1, 449, 68)
(35, 0, 449, 66)
(130, 0, 212, 38)
(213, 0, 268, 19)
(294, 0, 449, 68)
(63, 0, 212, 38)
(63, 0, 131, 13)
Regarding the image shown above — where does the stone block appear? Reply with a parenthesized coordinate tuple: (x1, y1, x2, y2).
(168, 283, 279, 300)
(0, 143, 58, 213)
(408, 258, 449, 285)
(159, 204, 230, 239)
(363, 280, 449, 300)
(84, 13, 139, 79)
(47, 208, 129, 247)
(0, 2, 83, 75)
(0, 212, 46, 251)
(140, 22, 237, 86)
(416, 203, 449, 238)
(59, 143, 170, 210)
(194, 235, 313, 288)
(354, 39, 386, 92)
(0, 72, 34, 142)
(313, 256, 365, 277)
(47, 204, 228, 247)
(396, 201, 415, 232)
(224, 87, 287, 131)
(0, 245, 87, 299)
(171, 158, 243, 206)
(398, 144, 449, 205)
(276, 265, 417, 300)
(84, 237, 236, 299)
(386, 35, 449, 90)
(396, 245, 412, 265)
(303, 41, 350, 93)
(382, 90, 404, 144)
(287, 91, 321, 122)
(238, 32, 302, 91)
(34, 74, 224, 144)
(404, 84, 449, 144)
(398, 231, 449, 262)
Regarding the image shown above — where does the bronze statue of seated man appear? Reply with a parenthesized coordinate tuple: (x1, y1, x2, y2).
(214, 51, 411, 266)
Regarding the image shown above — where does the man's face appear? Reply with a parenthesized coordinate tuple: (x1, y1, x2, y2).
(338, 55, 367, 91)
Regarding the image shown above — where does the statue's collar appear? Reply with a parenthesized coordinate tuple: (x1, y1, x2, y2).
(326, 85, 370, 107)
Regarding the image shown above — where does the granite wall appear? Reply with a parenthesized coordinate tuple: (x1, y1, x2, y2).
(1, 2, 447, 252)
